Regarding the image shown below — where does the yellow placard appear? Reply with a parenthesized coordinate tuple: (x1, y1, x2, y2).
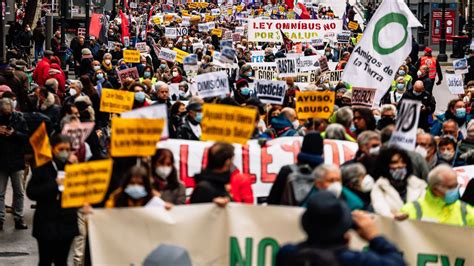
(201, 104, 257, 145)
(164, 14, 174, 22)
(211, 28, 222, 37)
(227, 9, 233, 16)
(295, 91, 335, 120)
(29, 122, 52, 167)
(356, 33, 363, 44)
(61, 159, 113, 208)
(205, 15, 215, 22)
(182, 10, 189, 16)
(236, 5, 243, 12)
(188, 2, 198, 9)
(198, 2, 209, 8)
(99, 88, 135, 113)
(152, 16, 161, 25)
(123, 50, 140, 63)
(348, 21, 359, 31)
(111, 117, 165, 157)
(173, 48, 190, 64)
(279, 6, 285, 13)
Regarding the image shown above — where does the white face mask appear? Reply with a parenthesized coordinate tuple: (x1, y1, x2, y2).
(369, 146, 380, 155)
(93, 65, 100, 71)
(104, 59, 111, 65)
(415, 145, 428, 158)
(69, 88, 77, 96)
(172, 71, 178, 77)
(12, 100, 17, 109)
(417, 70, 423, 77)
(360, 175, 375, 192)
(326, 182, 343, 198)
(292, 120, 300, 129)
(155, 166, 172, 179)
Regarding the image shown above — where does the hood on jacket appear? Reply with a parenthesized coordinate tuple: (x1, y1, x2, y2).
(50, 63, 62, 71)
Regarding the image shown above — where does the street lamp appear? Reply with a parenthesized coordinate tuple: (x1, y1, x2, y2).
(438, 0, 448, 62)
(85, 0, 90, 42)
(417, 0, 425, 50)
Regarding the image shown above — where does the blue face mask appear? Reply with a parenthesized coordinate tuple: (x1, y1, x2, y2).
(195, 112, 202, 123)
(144, 71, 151, 78)
(444, 187, 459, 205)
(179, 91, 186, 98)
(398, 70, 406, 76)
(135, 91, 146, 102)
(96, 73, 104, 80)
(241, 87, 250, 96)
(396, 83, 405, 90)
(455, 108, 466, 119)
(160, 64, 166, 69)
(413, 91, 422, 96)
(124, 184, 147, 199)
(246, 72, 252, 77)
(119, 64, 127, 70)
(390, 167, 407, 180)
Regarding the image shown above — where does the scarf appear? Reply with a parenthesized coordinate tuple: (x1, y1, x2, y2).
(102, 61, 113, 72)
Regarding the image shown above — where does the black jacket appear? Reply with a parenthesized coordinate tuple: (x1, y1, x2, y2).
(399, 90, 436, 131)
(0, 112, 29, 172)
(177, 116, 200, 141)
(190, 170, 231, 203)
(26, 161, 79, 241)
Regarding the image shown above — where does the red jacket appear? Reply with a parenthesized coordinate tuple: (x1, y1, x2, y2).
(33, 57, 51, 86)
(48, 63, 66, 97)
(230, 168, 254, 204)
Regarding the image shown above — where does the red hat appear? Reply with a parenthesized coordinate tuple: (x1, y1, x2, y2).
(424, 47, 432, 54)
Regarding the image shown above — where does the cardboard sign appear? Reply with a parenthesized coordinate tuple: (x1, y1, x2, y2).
(446, 73, 465, 94)
(111, 117, 165, 157)
(135, 42, 148, 53)
(158, 48, 177, 62)
(99, 88, 135, 113)
(296, 55, 320, 72)
(29, 122, 52, 167)
(220, 47, 236, 64)
(61, 159, 113, 208)
(123, 50, 141, 63)
(351, 87, 377, 108)
(201, 104, 257, 144)
(173, 48, 190, 64)
(389, 99, 421, 151)
(196, 71, 229, 98)
(276, 58, 297, 77)
(311, 38, 324, 46)
(117, 67, 140, 84)
(348, 21, 359, 31)
(198, 23, 209, 32)
(152, 16, 161, 25)
(453, 58, 469, 75)
(123, 37, 130, 47)
(254, 80, 287, 105)
(319, 56, 329, 72)
(165, 27, 189, 39)
(61, 122, 95, 150)
(223, 30, 232, 40)
(108, 41, 115, 50)
(232, 33, 241, 42)
(295, 91, 335, 119)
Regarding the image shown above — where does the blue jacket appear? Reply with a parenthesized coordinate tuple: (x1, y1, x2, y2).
(430, 112, 472, 139)
(276, 237, 406, 266)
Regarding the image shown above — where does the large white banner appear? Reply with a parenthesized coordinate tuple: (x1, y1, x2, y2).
(195, 71, 229, 98)
(157, 138, 358, 200)
(341, 0, 421, 105)
(247, 19, 343, 42)
(89, 204, 474, 266)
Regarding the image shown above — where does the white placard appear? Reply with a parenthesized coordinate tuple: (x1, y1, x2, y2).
(158, 48, 177, 62)
(254, 80, 287, 104)
(446, 73, 465, 95)
(195, 71, 229, 98)
(276, 58, 297, 77)
(389, 100, 421, 151)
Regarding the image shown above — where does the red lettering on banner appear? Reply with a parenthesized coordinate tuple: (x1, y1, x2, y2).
(179, 144, 195, 187)
(281, 141, 301, 162)
(325, 140, 340, 165)
(342, 143, 355, 162)
(454, 168, 470, 190)
(261, 147, 276, 183)
(242, 145, 257, 183)
(201, 147, 210, 169)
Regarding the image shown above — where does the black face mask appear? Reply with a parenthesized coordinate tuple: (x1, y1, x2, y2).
(377, 117, 395, 130)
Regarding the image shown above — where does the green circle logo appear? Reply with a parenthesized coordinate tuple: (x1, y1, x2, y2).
(372, 13, 408, 55)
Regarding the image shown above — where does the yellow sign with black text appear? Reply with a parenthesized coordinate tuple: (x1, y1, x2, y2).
(295, 91, 335, 119)
(100, 89, 135, 113)
(173, 48, 190, 64)
(123, 50, 140, 63)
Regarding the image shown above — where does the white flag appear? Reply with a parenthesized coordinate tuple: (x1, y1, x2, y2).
(342, 0, 421, 105)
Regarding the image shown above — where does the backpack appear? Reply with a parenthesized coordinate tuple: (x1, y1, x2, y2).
(281, 164, 315, 206)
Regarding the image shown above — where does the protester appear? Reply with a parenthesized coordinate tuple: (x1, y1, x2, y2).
(416, 132, 447, 170)
(151, 149, 186, 205)
(399, 80, 436, 132)
(340, 163, 373, 210)
(416, 47, 443, 88)
(431, 99, 472, 138)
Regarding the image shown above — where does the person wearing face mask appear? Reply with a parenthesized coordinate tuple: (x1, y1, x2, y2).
(399, 165, 474, 226)
(79, 48, 94, 77)
(130, 83, 150, 109)
(416, 133, 448, 170)
(239, 64, 253, 83)
(301, 164, 364, 211)
(170, 67, 184, 83)
(384, 77, 406, 106)
(342, 131, 380, 178)
(177, 100, 202, 140)
(268, 108, 298, 138)
(139, 66, 157, 86)
(352, 108, 377, 136)
(431, 99, 472, 138)
(371, 147, 427, 218)
(151, 149, 186, 205)
(234, 79, 251, 105)
(197, 55, 214, 74)
(437, 136, 463, 167)
(415, 65, 434, 94)
(341, 163, 374, 210)
(376, 104, 397, 130)
(90, 60, 102, 78)
(399, 80, 436, 132)
(26, 135, 80, 265)
(390, 65, 412, 92)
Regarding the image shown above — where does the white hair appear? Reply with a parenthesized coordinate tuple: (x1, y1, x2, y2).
(313, 164, 340, 181)
(428, 165, 456, 188)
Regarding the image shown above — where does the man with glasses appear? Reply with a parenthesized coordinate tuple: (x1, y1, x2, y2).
(399, 165, 474, 226)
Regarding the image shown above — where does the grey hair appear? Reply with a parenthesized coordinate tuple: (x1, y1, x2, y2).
(71, 80, 83, 90)
(357, 130, 380, 147)
(325, 123, 346, 140)
(45, 78, 59, 88)
(60, 114, 80, 130)
(154, 81, 167, 92)
(428, 164, 456, 188)
(443, 119, 459, 130)
(335, 106, 353, 128)
(341, 163, 366, 185)
(313, 164, 340, 181)
(380, 104, 397, 118)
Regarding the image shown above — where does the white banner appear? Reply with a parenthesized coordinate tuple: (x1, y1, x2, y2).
(389, 99, 421, 151)
(249, 62, 278, 80)
(251, 51, 265, 63)
(195, 71, 229, 98)
(61, 122, 95, 150)
(341, 0, 422, 105)
(247, 19, 343, 42)
(157, 138, 358, 199)
(89, 204, 474, 266)
(276, 58, 297, 77)
(158, 48, 177, 62)
(446, 73, 465, 95)
(254, 80, 287, 105)
(296, 55, 320, 72)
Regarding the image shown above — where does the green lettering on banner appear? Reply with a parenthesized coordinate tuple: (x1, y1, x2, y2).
(230, 237, 253, 266)
(372, 13, 408, 55)
(418, 254, 438, 266)
(440, 255, 465, 266)
(257, 238, 279, 266)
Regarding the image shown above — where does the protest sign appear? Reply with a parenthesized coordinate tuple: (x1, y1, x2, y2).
(220, 47, 236, 63)
(223, 30, 232, 40)
(351, 87, 377, 108)
(201, 104, 257, 144)
(152, 16, 161, 25)
(342, 0, 421, 105)
(213, 63, 239, 81)
(117, 67, 140, 84)
(135, 42, 147, 53)
(111, 117, 165, 157)
(165, 27, 177, 38)
(276, 58, 297, 77)
(173, 48, 190, 64)
(254, 80, 287, 104)
(61, 122, 95, 150)
(211, 28, 223, 37)
(99, 88, 135, 113)
(295, 91, 335, 119)
(29, 122, 52, 167)
(235, 26, 245, 34)
(123, 37, 130, 47)
(220, 40, 233, 48)
(453, 58, 469, 75)
(321, 70, 343, 82)
(389, 99, 421, 151)
(90, 204, 474, 266)
(247, 19, 342, 42)
(249, 62, 278, 80)
(232, 33, 241, 42)
(318, 56, 329, 72)
(446, 73, 465, 94)
(183, 54, 199, 72)
(337, 31, 351, 43)
(198, 23, 209, 32)
(356, 33, 363, 44)
(123, 50, 141, 63)
(107, 41, 115, 50)
(158, 48, 177, 62)
(195, 71, 229, 98)
(121, 104, 169, 139)
(296, 55, 320, 72)
(251, 51, 265, 63)
(348, 21, 359, 31)
(311, 38, 324, 47)
(77, 28, 86, 37)
(294, 71, 320, 83)
(62, 159, 113, 208)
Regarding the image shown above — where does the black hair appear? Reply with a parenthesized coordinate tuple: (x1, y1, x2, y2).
(115, 165, 153, 207)
(151, 149, 180, 190)
(438, 136, 457, 148)
(375, 146, 413, 180)
(170, 101, 185, 116)
(206, 142, 235, 170)
(50, 134, 72, 147)
(353, 107, 376, 132)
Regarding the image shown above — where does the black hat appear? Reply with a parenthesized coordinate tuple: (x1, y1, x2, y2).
(301, 132, 324, 155)
(302, 191, 352, 243)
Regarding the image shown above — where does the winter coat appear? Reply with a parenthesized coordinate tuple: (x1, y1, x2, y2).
(177, 116, 200, 141)
(33, 57, 51, 86)
(48, 63, 66, 97)
(230, 168, 254, 204)
(39, 92, 62, 132)
(399, 90, 436, 131)
(190, 170, 231, 203)
(0, 112, 29, 172)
